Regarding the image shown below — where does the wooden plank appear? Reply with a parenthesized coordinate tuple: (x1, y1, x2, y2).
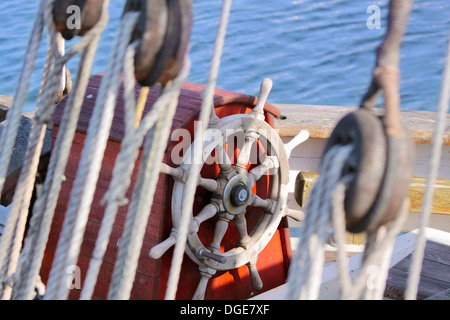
(384, 240, 450, 300)
(408, 177, 450, 215)
(421, 241, 450, 265)
(426, 288, 450, 300)
(385, 266, 450, 300)
(298, 172, 450, 216)
(274, 103, 450, 145)
(393, 256, 450, 284)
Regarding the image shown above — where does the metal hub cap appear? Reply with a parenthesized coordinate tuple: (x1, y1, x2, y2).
(223, 174, 250, 215)
(230, 184, 250, 207)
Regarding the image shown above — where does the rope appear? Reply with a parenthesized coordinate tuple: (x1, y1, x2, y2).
(79, 44, 140, 300)
(0, 0, 109, 300)
(405, 32, 450, 300)
(79, 35, 190, 298)
(0, 3, 45, 296)
(107, 57, 191, 300)
(44, 10, 138, 300)
(286, 142, 409, 300)
(285, 144, 353, 300)
(12, 0, 110, 300)
(332, 184, 409, 299)
(0, 2, 44, 198)
(163, 0, 233, 300)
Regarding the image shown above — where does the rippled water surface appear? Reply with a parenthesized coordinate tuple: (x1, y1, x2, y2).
(0, 0, 448, 112)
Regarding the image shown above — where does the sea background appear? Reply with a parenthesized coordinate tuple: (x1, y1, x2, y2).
(0, 0, 449, 113)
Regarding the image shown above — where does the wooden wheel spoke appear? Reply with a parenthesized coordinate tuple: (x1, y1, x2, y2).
(160, 163, 183, 180)
(234, 213, 251, 249)
(248, 155, 279, 183)
(249, 78, 273, 120)
(215, 143, 233, 173)
(192, 203, 219, 233)
(236, 131, 259, 172)
(192, 267, 216, 300)
(208, 217, 230, 253)
(247, 256, 263, 291)
(249, 193, 274, 213)
(284, 129, 309, 159)
(198, 177, 220, 193)
(149, 229, 178, 260)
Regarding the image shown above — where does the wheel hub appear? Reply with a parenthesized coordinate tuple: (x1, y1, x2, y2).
(231, 184, 250, 207)
(222, 174, 250, 215)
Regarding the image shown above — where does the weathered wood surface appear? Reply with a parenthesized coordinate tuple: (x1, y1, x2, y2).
(384, 239, 450, 300)
(274, 103, 450, 145)
(0, 95, 52, 206)
(297, 172, 450, 216)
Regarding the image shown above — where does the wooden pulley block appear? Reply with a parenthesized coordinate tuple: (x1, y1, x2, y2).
(323, 108, 413, 234)
(160, 0, 192, 84)
(53, 0, 105, 40)
(124, 0, 192, 86)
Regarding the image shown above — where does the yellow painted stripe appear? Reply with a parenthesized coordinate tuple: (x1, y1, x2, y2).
(298, 172, 450, 245)
(300, 172, 450, 216)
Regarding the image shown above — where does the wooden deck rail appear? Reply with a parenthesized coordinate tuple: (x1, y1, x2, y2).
(273, 103, 450, 145)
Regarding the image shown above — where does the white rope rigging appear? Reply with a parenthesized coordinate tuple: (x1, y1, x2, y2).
(106, 64, 190, 299)
(332, 185, 409, 300)
(405, 32, 450, 300)
(286, 142, 410, 300)
(44, 9, 137, 300)
(285, 144, 353, 300)
(12, 1, 110, 301)
(0, 4, 46, 296)
(0, 3, 44, 199)
(163, 0, 233, 300)
(0, 0, 109, 300)
(0, 0, 193, 301)
(78, 44, 142, 300)
(86, 52, 191, 301)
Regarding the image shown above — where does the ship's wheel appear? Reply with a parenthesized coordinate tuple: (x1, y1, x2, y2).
(150, 78, 308, 299)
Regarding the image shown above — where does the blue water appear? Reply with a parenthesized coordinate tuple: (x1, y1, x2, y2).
(0, 0, 448, 113)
